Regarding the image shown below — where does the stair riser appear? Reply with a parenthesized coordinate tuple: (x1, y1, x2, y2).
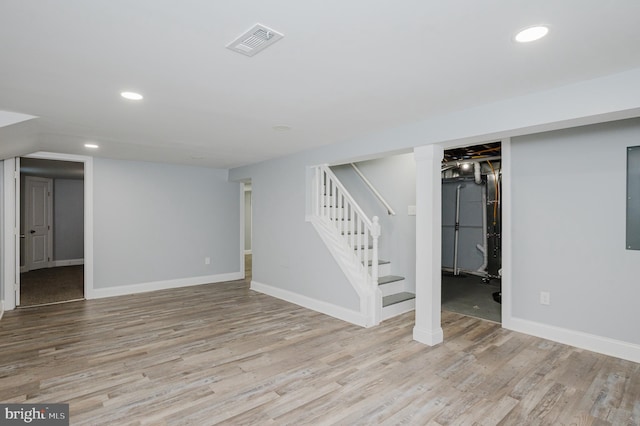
(379, 280, 405, 296)
(369, 263, 391, 276)
(381, 298, 415, 320)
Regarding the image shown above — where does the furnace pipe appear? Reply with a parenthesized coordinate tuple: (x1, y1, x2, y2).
(476, 184, 488, 275)
(453, 184, 465, 276)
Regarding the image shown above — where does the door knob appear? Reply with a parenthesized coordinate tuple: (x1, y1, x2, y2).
(30, 230, 36, 234)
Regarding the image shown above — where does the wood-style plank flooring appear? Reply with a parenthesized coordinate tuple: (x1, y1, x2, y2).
(0, 275, 638, 425)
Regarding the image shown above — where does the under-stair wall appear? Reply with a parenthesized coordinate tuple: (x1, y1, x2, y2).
(331, 153, 417, 293)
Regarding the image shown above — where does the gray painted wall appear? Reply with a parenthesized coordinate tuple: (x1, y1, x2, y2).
(237, 154, 361, 310)
(54, 179, 84, 260)
(511, 118, 640, 344)
(93, 158, 240, 288)
(332, 154, 417, 291)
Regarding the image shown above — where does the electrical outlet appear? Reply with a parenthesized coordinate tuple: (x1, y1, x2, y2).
(205, 257, 211, 265)
(540, 291, 550, 305)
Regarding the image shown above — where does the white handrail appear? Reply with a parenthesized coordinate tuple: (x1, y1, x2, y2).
(350, 163, 396, 216)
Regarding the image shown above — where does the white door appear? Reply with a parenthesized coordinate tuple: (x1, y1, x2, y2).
(24, 176, 53, 271)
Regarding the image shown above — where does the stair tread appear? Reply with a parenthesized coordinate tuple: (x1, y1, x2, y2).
(378, 275, 404, 285)
(383, 292, 415, 307)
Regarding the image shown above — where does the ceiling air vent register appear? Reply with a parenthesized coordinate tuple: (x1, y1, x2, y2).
(226, 24, 284, 57)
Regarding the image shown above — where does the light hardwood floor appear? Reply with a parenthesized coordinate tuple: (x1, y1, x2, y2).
(0, 276, 638, 425)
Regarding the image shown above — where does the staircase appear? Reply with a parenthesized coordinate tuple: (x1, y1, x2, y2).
(365, 250, 415, 321)
(309, 165, 415, 326)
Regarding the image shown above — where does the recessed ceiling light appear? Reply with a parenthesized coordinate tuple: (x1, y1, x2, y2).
(272, 125, 292, 132)
(515, 26, 549, 43)
(84, 143, 99, 149)
(120, 91, 144, 100)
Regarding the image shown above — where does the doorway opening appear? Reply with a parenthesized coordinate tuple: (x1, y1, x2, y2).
(243, 180, 252, 283)
(19, 157, 85, 307)
(441, 141, 502, 322)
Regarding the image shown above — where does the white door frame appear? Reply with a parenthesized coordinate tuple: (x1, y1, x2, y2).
(413, 138, 511, 346)
(244, 185, 252, 255)
(23, 175, 54, 272)
(3, 157, 21, 307)
(3, 152, 94, 310)
(239, 182, 246, 279)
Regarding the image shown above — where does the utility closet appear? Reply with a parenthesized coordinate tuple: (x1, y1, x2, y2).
(442, 141, 501, 280)
(441, 142, 502, 318)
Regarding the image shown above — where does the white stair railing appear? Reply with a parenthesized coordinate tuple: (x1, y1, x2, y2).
(312, 165, 381, 324)
(349, 163, 396, 216)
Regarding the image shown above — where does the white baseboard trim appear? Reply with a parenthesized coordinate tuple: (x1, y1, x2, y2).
(88, 271, 244, 300)
(52, 258, 84, 267)
(20, 259, 85, 273)
(250, 280, 368, 327)
(506, 316, 640, 364)
(244, 250, 252, 255)
(0, 300, 4, 321)
(413, 325, 444, 346)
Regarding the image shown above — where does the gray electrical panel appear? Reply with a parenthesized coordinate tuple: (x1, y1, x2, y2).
(627, 146, 640, 250)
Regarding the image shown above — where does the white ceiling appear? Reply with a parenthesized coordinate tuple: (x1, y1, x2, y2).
(2, 1, 640, 169)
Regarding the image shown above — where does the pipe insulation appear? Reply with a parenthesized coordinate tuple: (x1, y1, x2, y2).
(453, 184, 465, 276)
(476, 184, 488, 275)
(474, 162, 482, 185)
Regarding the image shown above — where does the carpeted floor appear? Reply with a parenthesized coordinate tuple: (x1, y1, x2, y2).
(20, 266, 84, 307)
(441, 272, 501, 323)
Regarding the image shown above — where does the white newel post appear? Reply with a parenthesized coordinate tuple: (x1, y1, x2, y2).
(371, 216, 381, 325)
(371, 216, 380, 283)
(413, 144, 444, 346)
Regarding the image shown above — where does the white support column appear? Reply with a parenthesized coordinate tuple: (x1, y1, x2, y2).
(500, 138, 512, 329)
(3, 158, 17, 310)
(413, 144, 444, 346)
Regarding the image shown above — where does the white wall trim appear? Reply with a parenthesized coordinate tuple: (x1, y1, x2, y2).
(0, 300, 4, 320)
(52, 258, 84, 267)
(21, 259, 85, 272)
(506, 317, 640, 364)
(500, 138, 513, 329)
(89, 271, 243, 299)
(239, 183, 246, 279)
(413, 326, 444, 346)
(251, 280, 368, 327)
